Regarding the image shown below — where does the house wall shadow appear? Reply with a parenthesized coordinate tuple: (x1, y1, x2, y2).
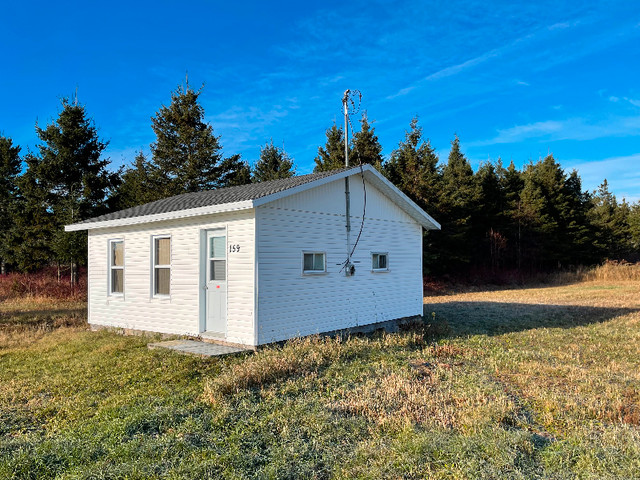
(423, 301, 639, 337)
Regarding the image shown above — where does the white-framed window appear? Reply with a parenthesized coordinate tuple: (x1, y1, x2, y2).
(372, 252, 389, 272)
(109, 239, 124, 295)
(302, 251, 326, 274)
(152, 235, 171, 296)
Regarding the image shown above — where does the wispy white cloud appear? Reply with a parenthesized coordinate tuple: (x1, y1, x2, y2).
(565, 153, 640, 202)
(612, 96, 640, 108)
(469, 115, 640, 146)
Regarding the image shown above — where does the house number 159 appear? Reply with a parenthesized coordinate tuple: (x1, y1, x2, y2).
(229, 244, 241, 253)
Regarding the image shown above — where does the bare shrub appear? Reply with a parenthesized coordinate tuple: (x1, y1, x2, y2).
(0, 267, 87, 301)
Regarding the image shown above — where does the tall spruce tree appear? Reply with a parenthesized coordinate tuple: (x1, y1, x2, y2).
(384, 117, 441, 210)
(473, 160, 508, 270)
(217, 154, 252, 187)
(0, 136, 22, 273)
(438, 135, 476, 272)
(351, 113, 383, 169)
(35, 98, 118, 282)
(252, 140, 295, 182)
(588, 180, 633, 260)
(629, 202, 640, 257)
(116, 151, 158, 209)
(150, 82, 247, 197)
(518, 155, 592, 270)
(384, 117, 443, 273)
(12, 154, 55, 271)
(314, 124, 349, 172)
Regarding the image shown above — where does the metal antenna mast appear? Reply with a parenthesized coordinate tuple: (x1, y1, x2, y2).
(342, 89, 359, 276)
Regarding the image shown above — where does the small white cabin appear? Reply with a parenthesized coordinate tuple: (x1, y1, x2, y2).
(66, 165, 440, 347)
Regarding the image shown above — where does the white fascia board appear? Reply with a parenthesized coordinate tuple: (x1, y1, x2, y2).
(252, 166, 364, 207)
(64, 200, 254, 232)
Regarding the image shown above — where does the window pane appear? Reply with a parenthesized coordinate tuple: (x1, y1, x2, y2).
(313, 253, 324, 271)
(155, 268, 170, 295)
(111, 269, 123, 293)
(372, 254, 379, 269)
(210, 260, 226, 280)
(210, 236, 225, 258)
(156, 238, 170, 265)
(378, 254, 387, 269)
(112, 241, 124, 267)
(303, 253, 313, 271)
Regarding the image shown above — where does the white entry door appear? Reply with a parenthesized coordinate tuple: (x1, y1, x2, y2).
(205, 230, 227, 335)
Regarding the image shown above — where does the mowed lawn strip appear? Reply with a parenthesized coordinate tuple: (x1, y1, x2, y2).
(0, 279, 638, 479)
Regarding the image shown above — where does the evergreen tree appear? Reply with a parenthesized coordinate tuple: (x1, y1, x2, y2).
(252, 140, 295, 182)
(517, 155, 592, 270)
(314, 124, 349, 172)
(0, 136, 22, 273)
(588, 180, 633, 260)
(629, 202, 640, 257)
(437, 135, 476, 272)
(150, 82, 245, 197)
(116, 151, 158, 209)
(351, 113, 383, 169)
(35, 98, 118, 281)
(385, 118, 441, 209)
(12, 154, 56, 272)
(499, 160, 525, 269)
(218, 154, 252, 187)
(473, 160, 508, 270)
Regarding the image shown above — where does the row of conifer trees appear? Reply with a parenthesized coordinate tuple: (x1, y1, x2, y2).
(1, 83, 638, 279)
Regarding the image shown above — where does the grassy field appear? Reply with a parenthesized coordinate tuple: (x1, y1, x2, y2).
(1, 279, 639, 479)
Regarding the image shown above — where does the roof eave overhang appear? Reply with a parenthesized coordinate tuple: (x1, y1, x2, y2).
(64, 165, 440, 232)
(64, 200, 255, 232)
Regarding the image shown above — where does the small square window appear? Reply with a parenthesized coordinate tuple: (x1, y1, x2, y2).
(372, 253, 389, 271)
(303, 252, 326, 274)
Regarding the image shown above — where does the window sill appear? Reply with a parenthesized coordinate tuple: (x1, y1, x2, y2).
(151, 295, 172, 301)
(302, 271, 328, 276)
(371, 269, 390, 273)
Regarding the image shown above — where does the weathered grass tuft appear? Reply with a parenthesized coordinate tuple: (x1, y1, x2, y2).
(204, 335, 352, 400)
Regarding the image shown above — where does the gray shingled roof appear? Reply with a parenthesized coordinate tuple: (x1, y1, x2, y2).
(74, 168, 350, 225)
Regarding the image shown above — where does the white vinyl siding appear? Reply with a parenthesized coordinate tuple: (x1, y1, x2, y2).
(87, 210, 255, 345)
(256, 176, 423, 344)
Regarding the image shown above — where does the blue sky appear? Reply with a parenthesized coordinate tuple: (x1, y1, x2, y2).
(2, 1, 639, 201)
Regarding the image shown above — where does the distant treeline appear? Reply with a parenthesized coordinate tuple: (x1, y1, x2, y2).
(0, 83, 638, 280)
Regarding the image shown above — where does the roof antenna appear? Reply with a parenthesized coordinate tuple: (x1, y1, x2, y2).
(341, 89, 362, 277)
(343, 90, 350, 167)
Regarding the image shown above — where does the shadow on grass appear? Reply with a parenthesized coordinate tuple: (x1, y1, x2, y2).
(0, 308, 87, 330)
(424, 301, 639, 337)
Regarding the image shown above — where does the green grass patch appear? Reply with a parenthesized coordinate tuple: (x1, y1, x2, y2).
(1, 284, 639, 479)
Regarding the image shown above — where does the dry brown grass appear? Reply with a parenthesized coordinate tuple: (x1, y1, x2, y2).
(0, 297, 87, 349)
(571, 260, 640, 282)
(426, 277, 640, 433)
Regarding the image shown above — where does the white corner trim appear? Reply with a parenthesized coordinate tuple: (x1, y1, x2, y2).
(65, 200, 254, 231)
